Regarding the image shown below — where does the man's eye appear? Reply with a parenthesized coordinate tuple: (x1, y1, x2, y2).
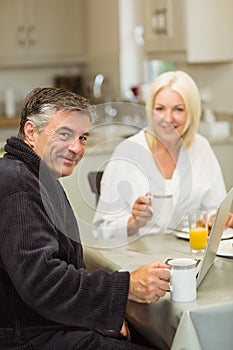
(79, 135, 88, 144)
(59, 132, 71, 140)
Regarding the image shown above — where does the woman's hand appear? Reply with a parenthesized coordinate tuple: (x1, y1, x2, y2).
(225, 212, 233, 228)
(128, 193, 153, 236)
(209, 212, 233, 230)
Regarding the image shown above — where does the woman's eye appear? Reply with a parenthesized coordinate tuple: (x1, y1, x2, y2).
(176, 107, 185, 112)
(155, 106, 163, 111)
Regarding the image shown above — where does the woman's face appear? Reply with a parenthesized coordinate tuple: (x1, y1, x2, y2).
(152, 87, 188, 143)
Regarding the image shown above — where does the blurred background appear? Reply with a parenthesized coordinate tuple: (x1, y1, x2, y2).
(0, 1, 233, 116)
(0, 0, 233, 233)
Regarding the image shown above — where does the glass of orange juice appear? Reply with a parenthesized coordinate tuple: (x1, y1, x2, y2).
(188, 211, 208, 256)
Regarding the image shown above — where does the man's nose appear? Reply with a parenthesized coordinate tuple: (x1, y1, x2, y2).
(68, 139, 83, 153)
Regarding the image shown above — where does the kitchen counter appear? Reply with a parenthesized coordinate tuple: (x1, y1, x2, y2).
(208, 135, 233, 144)
(0, 117, 20, 128)
(86, 122, 139, 154)
(87, 119, 233, 152)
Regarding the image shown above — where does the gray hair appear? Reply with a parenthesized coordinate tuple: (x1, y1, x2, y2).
(18, 87, 96, 140)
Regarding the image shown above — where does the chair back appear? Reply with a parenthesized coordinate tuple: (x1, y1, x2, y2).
(88, 171, 103, 204)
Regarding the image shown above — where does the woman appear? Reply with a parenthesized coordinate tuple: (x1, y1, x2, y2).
(92, 71, 230, 239)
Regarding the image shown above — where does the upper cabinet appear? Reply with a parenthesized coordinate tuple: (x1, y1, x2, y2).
(144, 0, 233, 63)
(0, 0, 85, 66)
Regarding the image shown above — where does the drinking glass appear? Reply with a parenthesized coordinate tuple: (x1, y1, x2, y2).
(188, 211, 208, 256)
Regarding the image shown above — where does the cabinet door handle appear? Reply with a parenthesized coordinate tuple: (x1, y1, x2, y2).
(17, 25, 26, 47)
(27, 25, 36, 46)
(152, 8, 167, 35)
(134, 25, 144, 46)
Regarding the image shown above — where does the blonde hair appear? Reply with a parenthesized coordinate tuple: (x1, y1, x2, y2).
(146, 70, 201, 148)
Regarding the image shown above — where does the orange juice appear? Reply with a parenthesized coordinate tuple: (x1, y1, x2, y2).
(189, 227, 208, 250)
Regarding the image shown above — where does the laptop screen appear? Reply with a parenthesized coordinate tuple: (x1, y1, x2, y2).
(196, 187, 233, 288)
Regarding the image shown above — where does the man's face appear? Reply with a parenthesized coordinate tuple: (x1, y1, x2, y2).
(32, 110, 90, 178)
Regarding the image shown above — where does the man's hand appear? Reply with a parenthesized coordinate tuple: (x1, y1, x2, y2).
(120, 320, 131, 341)
(128, 261, 170, 303)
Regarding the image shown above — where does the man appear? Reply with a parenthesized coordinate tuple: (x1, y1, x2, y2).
(0, 87, 170, 349)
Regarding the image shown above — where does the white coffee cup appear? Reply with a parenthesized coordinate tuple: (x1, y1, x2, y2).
(168, 258, 197, 302)
(149, 194, 173, 231)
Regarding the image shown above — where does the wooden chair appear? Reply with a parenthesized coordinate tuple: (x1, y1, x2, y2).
(88, 171, 104, 205)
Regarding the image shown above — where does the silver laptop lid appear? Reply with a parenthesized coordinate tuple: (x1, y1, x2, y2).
(196, 187, 233, 288)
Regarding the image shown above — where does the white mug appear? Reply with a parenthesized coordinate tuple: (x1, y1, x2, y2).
(150, 194, 173, 231)
(168, 258, 197, 302)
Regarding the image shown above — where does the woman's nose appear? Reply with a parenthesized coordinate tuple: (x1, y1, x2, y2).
(163, 109, 173, 122)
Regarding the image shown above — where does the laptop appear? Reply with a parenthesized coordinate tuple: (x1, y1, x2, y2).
(195, 186, 233, 288)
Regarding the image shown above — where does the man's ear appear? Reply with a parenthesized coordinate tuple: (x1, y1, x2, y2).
(24, 121, 36, 147)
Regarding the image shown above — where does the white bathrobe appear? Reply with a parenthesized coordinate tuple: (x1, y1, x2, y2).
(92, 129, 226, 239)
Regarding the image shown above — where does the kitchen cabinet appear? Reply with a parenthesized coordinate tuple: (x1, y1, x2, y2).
(0, 0, 85, 66)
(144, 0, 233, 63)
